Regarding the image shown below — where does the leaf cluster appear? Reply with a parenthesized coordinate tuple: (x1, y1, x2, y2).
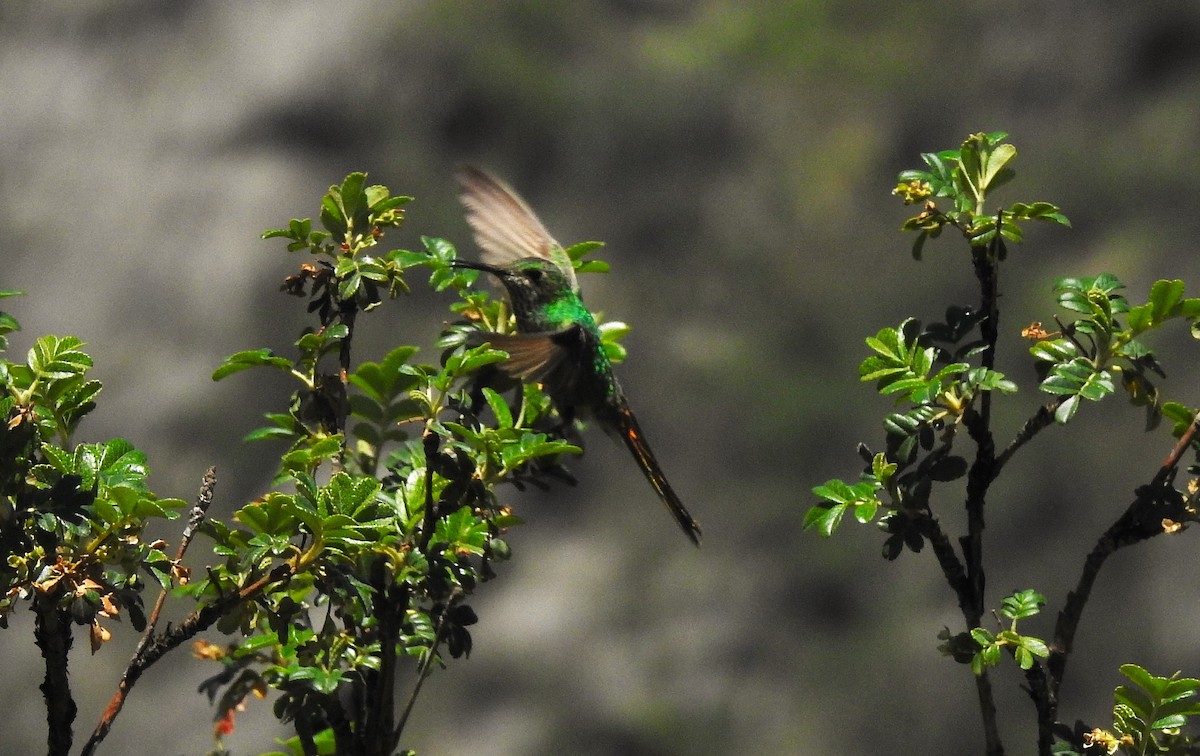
(894, 131, 1069, 259)
(806, 313, 1013, 549)
(940, 589, 1050, 676)
(0, 313, 183, 649)
(1031, 275, 1200, 425)
(1056, 666, 1200, 755)
(264, 173, 418, 321)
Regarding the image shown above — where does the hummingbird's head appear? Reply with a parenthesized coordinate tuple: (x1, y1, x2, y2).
(452, 257, 574, 318)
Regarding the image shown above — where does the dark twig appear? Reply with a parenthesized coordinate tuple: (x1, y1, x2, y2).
(143, 468, 217, 641)
(923, 513, 971, 614)
(964, 232, 1002, 617)
(354, 431, 440, 754)
(1021, 661, 1056, 755)
(322, 691, 355, 756)
(961, 405, 994, 622)
(1152, 412, 1200, 485)
(82, 467, 217, 755)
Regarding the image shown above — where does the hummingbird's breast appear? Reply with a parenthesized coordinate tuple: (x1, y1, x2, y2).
(543, 296, 596, 331)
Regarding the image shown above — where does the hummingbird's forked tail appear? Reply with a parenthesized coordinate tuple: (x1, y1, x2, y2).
(612, 400, 702, 546)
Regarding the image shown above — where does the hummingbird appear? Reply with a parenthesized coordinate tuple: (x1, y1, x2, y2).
(451, 165, 702, 546)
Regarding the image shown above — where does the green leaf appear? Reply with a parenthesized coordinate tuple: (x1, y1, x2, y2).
(1040, 358, 1113, 420)
(308, 668, 344, 695)
(481, 388, 512, 428)
(1054, 395, 1079, 424)
(972, 644, 1001, 675)
(0, 310, 21, 335)
(1161, 401, 1195, 432)
(320, 194, 345, 237)
(575, 260, 610, 275)
(351, 346, 420, 399)
(369, 191, 412, 217)
(212, 349, 294, 381)
(803, 503, 847, 537)
(999, 589, 1045, 620)
(860, 321, 945, 404)
(1029, 338, 1078, 363)
(434, 506, 489, 556)
(812, 479, 858, 504)
(446, 344, 509, 377)
(970, 627, 995, 646)
(339, 173, 367, 222)
(852, 499, 878, 523)
(421, 235, 457, 264)
(1019, 636, 1049, 659)
(29, 335, 91, 380)
(1149, 279, 1186, 323)
(1127, 279, 1200, 335)
(808, 475, 886, 535)
(864, 328, 905, 363)
(1112, 663, 1200, 748)
(597, 320, 630, 344)
(979, 143, 1016, 193)
(563, 240, 605, 260)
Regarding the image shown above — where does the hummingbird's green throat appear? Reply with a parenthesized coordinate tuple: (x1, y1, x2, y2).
(453, 166, 702, 546)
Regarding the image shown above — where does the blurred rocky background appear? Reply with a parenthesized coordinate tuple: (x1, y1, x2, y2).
(4, 1, 1200, 753)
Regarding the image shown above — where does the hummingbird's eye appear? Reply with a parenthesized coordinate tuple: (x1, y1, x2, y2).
(525, 268, 543, 283)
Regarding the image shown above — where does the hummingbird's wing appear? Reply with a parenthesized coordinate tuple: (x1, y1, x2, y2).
(457, 166, 579, 292)
(482, 328, 586, 401)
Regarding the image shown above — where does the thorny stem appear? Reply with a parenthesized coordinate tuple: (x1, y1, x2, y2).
(924, 515, 970, 620)
(355, 431, 440, 754)
(323, 692, 355, 756)
(966, 233, 1002, 605)
(331, 297, 359, 475)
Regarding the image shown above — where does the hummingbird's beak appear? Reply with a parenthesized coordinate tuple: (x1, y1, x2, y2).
(450, 259, 506, 278)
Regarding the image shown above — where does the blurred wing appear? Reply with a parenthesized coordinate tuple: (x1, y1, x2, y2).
(457, 165, 579, 292)
(484, 329, 583, 395)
